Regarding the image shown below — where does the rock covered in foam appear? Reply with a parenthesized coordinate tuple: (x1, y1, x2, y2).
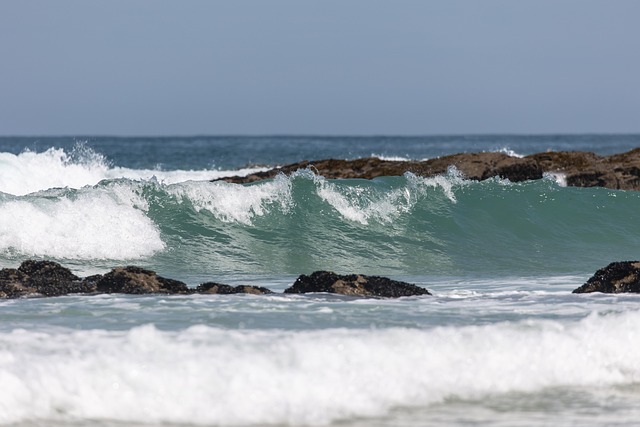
(573, 261, 640, 294)
(96, 266, 190, 295)
(196, 282, 273, 295)
(285, 271, 431, 297)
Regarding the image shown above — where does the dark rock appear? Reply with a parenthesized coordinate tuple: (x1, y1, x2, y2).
(196, 282, 273, 295)
(96, 266, 190, 295)
(0, 260, 93, 298)
(216, 148, 640, 192)
(573, 261, 640, 293)
(528, 148, 640, 190)
(284, 271, 431, 298)
(217, 152, 542, 185)
(17, 260, 90, 297)
(0, 268, 36, 298)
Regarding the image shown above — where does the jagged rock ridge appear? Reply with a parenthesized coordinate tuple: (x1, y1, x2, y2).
(217, 148, 640, 191)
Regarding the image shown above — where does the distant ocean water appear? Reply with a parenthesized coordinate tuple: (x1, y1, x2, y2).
(1, 135, 640, 427)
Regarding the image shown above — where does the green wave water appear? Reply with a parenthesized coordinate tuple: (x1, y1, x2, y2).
(5, 169, 636, 283)
(157, 172, 640, 280)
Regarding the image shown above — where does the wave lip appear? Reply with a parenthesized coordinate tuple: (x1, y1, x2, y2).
(0, 145, 268, 196)
(0, 183, 164, 260)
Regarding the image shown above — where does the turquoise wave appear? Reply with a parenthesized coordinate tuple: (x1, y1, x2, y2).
(2, 171, 639, 280)
(146, 172, 640, 279)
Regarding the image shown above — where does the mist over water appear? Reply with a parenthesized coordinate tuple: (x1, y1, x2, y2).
(1, 136, 640, 426)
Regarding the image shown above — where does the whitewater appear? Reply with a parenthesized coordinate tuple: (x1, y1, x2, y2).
(1, 135, 640, 427)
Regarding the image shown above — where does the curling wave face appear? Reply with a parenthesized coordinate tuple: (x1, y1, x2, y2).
(1, 163, 640, 280)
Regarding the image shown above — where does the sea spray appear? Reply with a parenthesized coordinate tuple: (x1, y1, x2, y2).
(0, 182, 164, 260)
(0, 145, 267, 196)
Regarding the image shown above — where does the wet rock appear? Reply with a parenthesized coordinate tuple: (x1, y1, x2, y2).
(284, 271, 431, 298)
(0, 268, 36, 298)
(573, 261, 640, 293)
(96, 266, 190, 295)
(527, 148, 640, 190)
(196, 282, 273, 295)
(17, 260, 91, 297)
(217, 153, 543, 184)
(217, 148, 640, 191)
(0, 260, 93, 298)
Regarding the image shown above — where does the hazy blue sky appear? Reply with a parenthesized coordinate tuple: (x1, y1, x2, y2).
(1, 1, 639, 135)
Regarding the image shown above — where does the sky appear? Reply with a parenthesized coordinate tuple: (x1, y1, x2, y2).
(1, 0, 639, 136)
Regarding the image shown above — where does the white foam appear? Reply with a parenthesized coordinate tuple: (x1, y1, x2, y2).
(0, 147, 267, 196)
(494, 147, 525, 158)
(370, 153, 412, 161)
(0, 183, 164, 260)
(545, 171, 568, 187)
(166, 174, 293, 225)
(312, 169, 461, 225)
(0, 311, 639, 425)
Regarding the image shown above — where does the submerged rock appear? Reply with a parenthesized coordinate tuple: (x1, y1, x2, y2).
(284, 271, 431, 297)
(196, 282, 273, 295)
(96, 266, 190, 295)
(573, 261, 640, 293)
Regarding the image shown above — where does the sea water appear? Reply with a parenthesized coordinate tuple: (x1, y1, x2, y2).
(1, 135, 640, 426)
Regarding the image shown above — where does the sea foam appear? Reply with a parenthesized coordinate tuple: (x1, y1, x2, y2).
(313, 169, 462, 225)
(0, 183, 164, 260)
(0, 147, 266, 196)
(166, 174, 293, 225)
(0, 311, 638, 425)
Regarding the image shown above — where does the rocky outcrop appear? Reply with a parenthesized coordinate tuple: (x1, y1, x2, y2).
(95, 266, 191, 295)
(17, 260, 93, 296)
(217, 148, 640, 191)
(196, 282, 273, 295)
(284, 271, 431, 297)
(0, 260, 92, 298)
(0, 260, 431, 299)
(0, 268, 36, 298)
(573, 261, 640, 293)
(218, 152, 543, 184)
(529, 148, 640, 190)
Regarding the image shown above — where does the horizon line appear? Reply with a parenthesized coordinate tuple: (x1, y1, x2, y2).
(1, 132, 640, 139)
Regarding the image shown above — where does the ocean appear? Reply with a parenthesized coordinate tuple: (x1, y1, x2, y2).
(1, 135, 640, 426)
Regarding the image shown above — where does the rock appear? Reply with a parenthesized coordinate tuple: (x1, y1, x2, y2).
(528, 148, 640, 190)
(573, 261, 640, 293)
(17, 260, 92, 297)
(96, 266, 190, 295)
(0, 260, 93, 298)
(196, 282, 273, 295)
(216, 148, 640, 191)
(217, 152, 542, 184)
(0, 268, 36, 298)
(284, 271, 431, 297)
